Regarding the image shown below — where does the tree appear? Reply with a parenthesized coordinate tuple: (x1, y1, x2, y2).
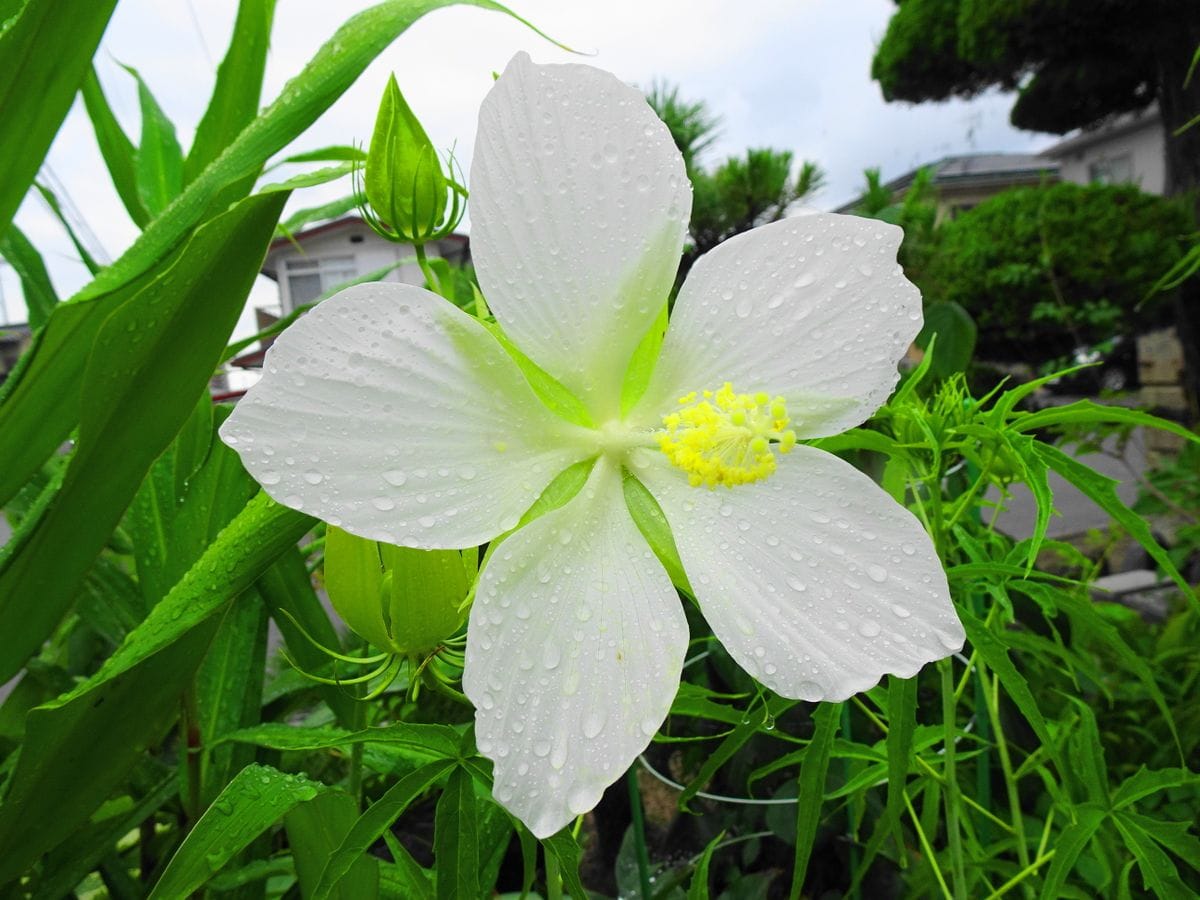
(872, 1, 1200, 411)
(646, 83, 825, 284)
(872, 1, 1200, 193)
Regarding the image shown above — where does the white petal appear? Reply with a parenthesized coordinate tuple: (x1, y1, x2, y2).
(637, 446, 962, 701)
(220, 283, 588, 549)
(471, 52, 692, 421)
(463, 458, 688, 838)
(633, 214, 921, 436)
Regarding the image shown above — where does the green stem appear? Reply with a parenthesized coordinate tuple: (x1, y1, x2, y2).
(904, 791, 953, 900)
(413, 242, 442, 297)
(180, 683, 202, 826)
(627, 768, 654, 899)
(349, 684, 367, 808)
(841, 704, 862, 900)
(983, 851, 1055, 899)
(941, 658, 966, 900)
(986, 672, 1033, 892)
(546, 850, 562, 900)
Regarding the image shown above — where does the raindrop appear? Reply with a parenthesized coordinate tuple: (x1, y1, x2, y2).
(891, 604, 911, 619)
(867, 564, 888, 583)
(786, 575, 807, 592)
(259, 471, 281, 485)
(303, 470, 324, 485)
(372, 496, 395, 511)
(383, 469, 407, 486)
(858, 620, 881, 637)
(582, 709, 607, 738)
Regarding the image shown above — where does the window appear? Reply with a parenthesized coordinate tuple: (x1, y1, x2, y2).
(283, 255, 358, 310)
(1088, 153, 1134, 185)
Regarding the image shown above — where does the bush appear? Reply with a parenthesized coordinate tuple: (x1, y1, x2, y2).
(923, 182, 1194, 361)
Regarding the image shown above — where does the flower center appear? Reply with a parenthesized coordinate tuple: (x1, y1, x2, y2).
(658, 383, 796, 488)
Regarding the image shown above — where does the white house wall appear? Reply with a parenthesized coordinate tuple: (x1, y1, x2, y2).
(1052, 120, 1166, 195)
(265, 224, 444, 314)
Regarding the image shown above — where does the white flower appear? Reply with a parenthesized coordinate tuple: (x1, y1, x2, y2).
(221, 53, 964, 838)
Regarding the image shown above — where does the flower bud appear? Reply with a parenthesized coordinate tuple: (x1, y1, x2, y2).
(324, 526, 469, 656)
(362, 74, 464, 244)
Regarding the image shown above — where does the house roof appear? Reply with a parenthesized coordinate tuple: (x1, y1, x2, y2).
(834, 152, 1060, 213)
(1039, 105, 1162, 159)
(0, 323, 31, 344)
(263, 215, 469, 279)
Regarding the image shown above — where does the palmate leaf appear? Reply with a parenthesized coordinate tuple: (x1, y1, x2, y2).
(0, 0, 118, 238)
(1111, 813, 1195, 900)
(1033, 442, 1196, 607)
(0, 190, 287, 683)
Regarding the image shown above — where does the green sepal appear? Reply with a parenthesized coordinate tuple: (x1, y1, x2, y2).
(381, 544, 469, 654)
(324, 526, 393, 652)
(365, 73, 448, 242)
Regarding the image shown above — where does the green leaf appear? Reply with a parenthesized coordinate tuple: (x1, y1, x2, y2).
(1118, 811, 1200, 874)
(884, 675, 918, 855)
(1000, 431, 1054, 569)
(1013, 399, 1200, 448)
(286, 790, 381, 900)
(279, 193, 362, 234)
(185, 0, 277, 184)
(81, 65, 150, 228)
(122, 63, 185, 218)
(1064, 699, 1109, 806)
(915, 301, 975, 376)
(1033, 441, 1195, 605)
(0, 0, 118, 237)
(33, 773, 178, 900)
(0, 618, 218, 885)
(220, 721, 463, 762)
(1112, 812, 1194, 900)
(0, 0, 541, 510)
(678, 695, 798, 812)
(790, 702, 841, 897)
(195, 592, 269, 804)
(435, 767, 480, 900)
(148, 764, 323, 900)
(0, 191, 287, 682)
(1038, 804, 1107, 900)
(1111, 766, 1200, 811)
(958, 608, 1056, 755)
(312, 759, 457, 900)
(0, 223, 56, 328)
(687, 830, 725, 899)
(541, 829, 589, 900)
(35, 181, 101, 274)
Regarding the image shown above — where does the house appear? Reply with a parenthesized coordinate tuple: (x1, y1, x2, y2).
(262, 215, 469, 317)
(835, 152, 1061, 221)
(226, 216, 469, 381)
(1040, 106, 1165, 195)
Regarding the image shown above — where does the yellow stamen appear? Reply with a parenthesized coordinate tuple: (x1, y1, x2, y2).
(658, 382, 794, 489)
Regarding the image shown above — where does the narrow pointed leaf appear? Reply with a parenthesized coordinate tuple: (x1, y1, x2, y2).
(790, 702, 841, 898)
(185, 0, 277, 183)
(0, 0, 118, 237)
(0, 223, 56, 328)
(122, 64, 184, 218)
(434, 767, 480, 900)
(148, 764, 323, 900)
(81, 66, 150, 227)
(0, 191, 286, 682)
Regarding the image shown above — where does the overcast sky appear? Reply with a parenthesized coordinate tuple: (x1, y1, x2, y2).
(1, 0, 1056, 331)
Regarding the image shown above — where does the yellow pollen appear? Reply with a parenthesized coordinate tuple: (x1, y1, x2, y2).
(658, 382, 795, 489)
